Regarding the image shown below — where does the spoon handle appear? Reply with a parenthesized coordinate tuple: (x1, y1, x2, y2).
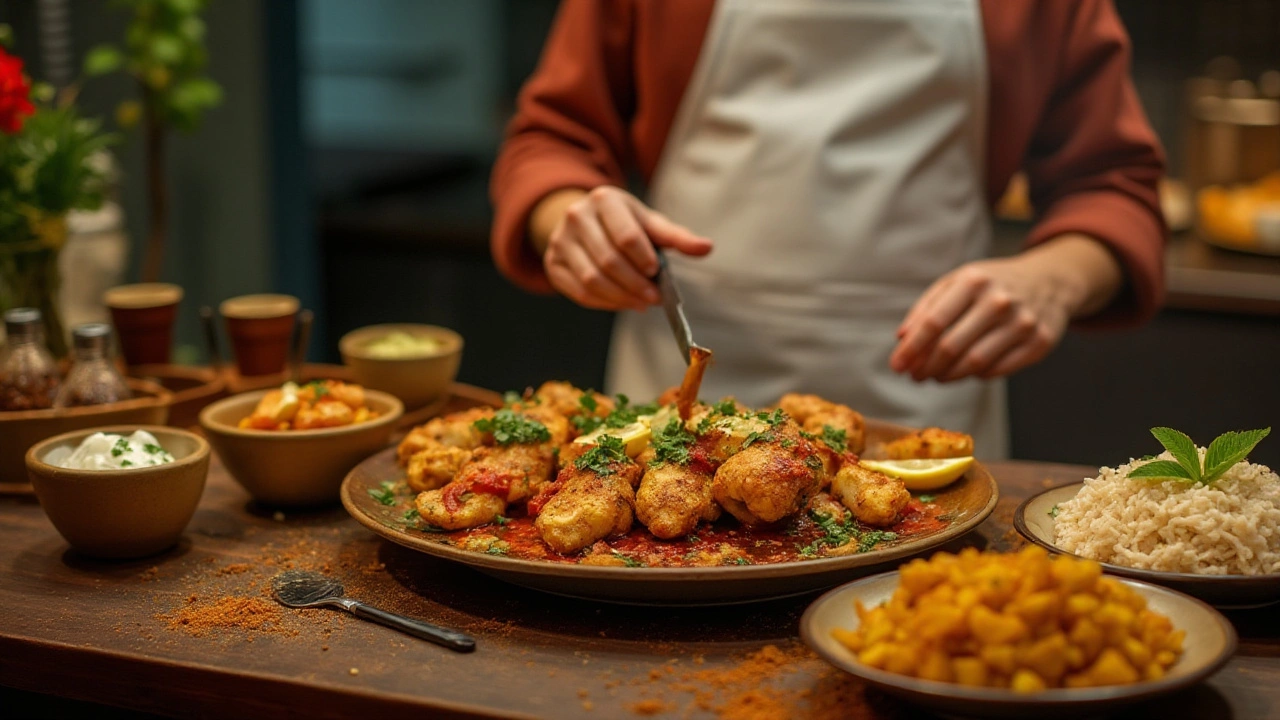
(348, 601, 476, 653)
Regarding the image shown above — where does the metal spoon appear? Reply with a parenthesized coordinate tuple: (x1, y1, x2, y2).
(271, 569, 476, 653)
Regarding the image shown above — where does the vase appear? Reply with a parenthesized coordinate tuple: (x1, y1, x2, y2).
(0, 217, 69, 358)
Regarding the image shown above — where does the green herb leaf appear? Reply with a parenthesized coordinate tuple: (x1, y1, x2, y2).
(819, 425, 847, 453)
(755, 409, 786, 427)
(1203, 428, 1271, 483)
(474, 409, 552, 446)
(729, 557, 752, 566)
(1127, 460, 1195, 481)
(578, 392, 599, 414)
(84, 45, 124, 76)
(651, 418, 695, 466)
(485, 545, 509, 556)
(712, 399, 739, 416)
(110, 437, 129, 457)
(502, 391, 522, 407)
(1048, 505, 1060, 518)
(918, 494, 936, 503)
(611, 550, 645, 567)
(494, 515, 510, 526)
(403, 508, 420, 522)
(368, 481, 398, 506)
(572, 414, 605, 434)
(143, 443, 164, 455)
(804, 455, 824, 472)
(575, 435, 629, 475)
(858, 530, 897, 553)
(1149, 427, 1201, 482)
(120, 460, 133, 467)
(741, 430, 775, 449)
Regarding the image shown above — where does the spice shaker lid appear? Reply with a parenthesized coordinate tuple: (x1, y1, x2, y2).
(71, 322, 114, 353)
(4, 307, 43, 337)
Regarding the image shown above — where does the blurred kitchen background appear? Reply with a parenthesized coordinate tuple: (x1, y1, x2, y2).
(1, 0, 1277, 466)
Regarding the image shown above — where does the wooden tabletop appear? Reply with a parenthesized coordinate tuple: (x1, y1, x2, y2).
(2, 421, 1277, 718)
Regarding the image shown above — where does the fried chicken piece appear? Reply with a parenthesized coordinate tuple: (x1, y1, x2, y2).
(777, 393, 866, 455)
(531, 381, 614, 424)
(416, 444, 555, 530)
(805, 491, 849, 522)
(885, 427, 974, 459)
(503, 405, 572, 445)
(830, 463, 909, 527)
(636, 461, 720, 539)
(405, 446, 474, 492)
(397, 407, 494, 463)
(712, 438, 824, 526)
(688, 405, 772, 465)
(534, 459, 641, 554)
(293, 399, 355, 430)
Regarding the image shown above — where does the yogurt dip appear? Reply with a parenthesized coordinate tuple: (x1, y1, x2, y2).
(50, 430, 176, 470)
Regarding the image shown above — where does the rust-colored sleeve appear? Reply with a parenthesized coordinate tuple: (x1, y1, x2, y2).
(1022, 0, 1167, 327)
(489, 0, 636, 294)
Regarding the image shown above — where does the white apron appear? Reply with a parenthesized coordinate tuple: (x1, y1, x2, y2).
(606, 0, 1008, 458)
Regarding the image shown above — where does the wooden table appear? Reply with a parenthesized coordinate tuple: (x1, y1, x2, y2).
(3, 430, 1277, 718)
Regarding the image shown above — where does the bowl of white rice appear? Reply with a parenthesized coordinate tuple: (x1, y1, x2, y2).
(1015, 450, 1280, 609)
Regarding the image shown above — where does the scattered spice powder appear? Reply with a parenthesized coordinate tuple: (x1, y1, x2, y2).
(217, 563, 252, 576)
(629, 699, 671, 715)
(162, 596, 287, 637)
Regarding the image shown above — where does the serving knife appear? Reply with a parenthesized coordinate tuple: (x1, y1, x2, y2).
(654, 248, 708, 366)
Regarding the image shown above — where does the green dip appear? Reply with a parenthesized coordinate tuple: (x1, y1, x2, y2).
(364, 331, 442, 359)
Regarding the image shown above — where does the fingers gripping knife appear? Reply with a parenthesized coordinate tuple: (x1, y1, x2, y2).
(654, 248, 712, 420)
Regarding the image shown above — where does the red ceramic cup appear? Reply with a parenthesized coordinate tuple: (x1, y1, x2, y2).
(103, 283, 184, 367)
(219, 294, 300, 377)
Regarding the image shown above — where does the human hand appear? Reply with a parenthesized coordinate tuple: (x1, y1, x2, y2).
(889, 254, 1077, 383)
(535, 186, 713, 312)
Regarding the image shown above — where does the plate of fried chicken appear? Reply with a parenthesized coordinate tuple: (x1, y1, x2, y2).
(341, 381, 997, 605)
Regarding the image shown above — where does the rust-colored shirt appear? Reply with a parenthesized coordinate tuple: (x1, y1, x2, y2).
(491, 0, 1167, 325)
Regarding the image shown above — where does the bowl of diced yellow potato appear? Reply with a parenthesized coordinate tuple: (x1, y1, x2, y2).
(801, 548, 1236, 718)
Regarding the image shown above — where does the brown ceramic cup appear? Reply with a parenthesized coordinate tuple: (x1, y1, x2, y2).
(103, 283, 184, 366)
(219, 294, 299, 377)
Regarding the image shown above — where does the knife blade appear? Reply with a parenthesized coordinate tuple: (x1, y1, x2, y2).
(654, 248, 706, 366)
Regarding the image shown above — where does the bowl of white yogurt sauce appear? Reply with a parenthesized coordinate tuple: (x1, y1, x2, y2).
(25, 425, 210, 558)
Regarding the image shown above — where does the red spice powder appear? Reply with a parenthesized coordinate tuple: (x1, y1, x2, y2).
(162, 595, 290, 637)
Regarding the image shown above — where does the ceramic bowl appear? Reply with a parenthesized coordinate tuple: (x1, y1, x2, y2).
(25, 425, 210, 559)
(199, 388, 403, 506)
(128, 364, 227, 429)
(339, 324, 462, 411)
(0, 378, 172, 490)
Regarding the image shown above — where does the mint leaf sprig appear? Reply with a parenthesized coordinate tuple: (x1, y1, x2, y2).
(1127, 426, 1270, 485)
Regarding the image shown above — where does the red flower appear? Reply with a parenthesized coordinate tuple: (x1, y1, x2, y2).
(0, 47, 35, 134)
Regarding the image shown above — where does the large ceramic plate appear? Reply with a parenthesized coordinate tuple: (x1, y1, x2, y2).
(1015, 483, 1280, 609)
(802, 572, 1236, 719)
(341, 421, 998, 605)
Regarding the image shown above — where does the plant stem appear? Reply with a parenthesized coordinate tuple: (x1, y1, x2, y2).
(140, 89, 167, 283)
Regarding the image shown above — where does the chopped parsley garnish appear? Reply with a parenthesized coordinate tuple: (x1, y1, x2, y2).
(611, 550, 645, 567)
(858, 530, 898, 553)
(755, 409, 786, 426)
(712, 399, 739, 416)
(575, 435, 629, 475)
(403, 508, 420, 522)
(917, 494, 937, 503)
(485, 545, 509, 556)
(741, 430, 776, 449)
(819, 425, 848, 453)
(494, 515, 510, 526)
(573, 414, 605, 434)
(578, 392, 599, 414)
(695, 416, 715, 435)
(797, 511, 896, 556)
(730, 556, 753, 566)
(502, 390, 523, 407)
(304, 380, 329, 398)
(799, 430, 816, 441)
(474, 409, 552, 445)
(143, 443, 164, 455)
(110, 438, 129, 457)
(804, 455, 824, 472)
(603, 395, 659, 429)
(780, 437, 795, 449)
(1048, 505, 1060, 518)
(651, 418, 695, 466)
(368, 480, 398, 506)
(120, 460, 133, 467)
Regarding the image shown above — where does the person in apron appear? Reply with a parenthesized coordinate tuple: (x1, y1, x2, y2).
(491, 0, 1167, 459)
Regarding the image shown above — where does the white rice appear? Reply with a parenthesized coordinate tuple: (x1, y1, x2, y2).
(1053, 450, 1280, 576)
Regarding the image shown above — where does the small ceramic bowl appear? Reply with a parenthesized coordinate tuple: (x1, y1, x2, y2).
(200, 388, 403, 506)
(339, 324, 462, 411)
(26, 425, 210, 559)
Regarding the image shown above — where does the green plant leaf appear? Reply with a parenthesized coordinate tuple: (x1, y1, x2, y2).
(1149, 427, 1201, 482)
(149, 34, 185, 65)
(1127, 460, 1195, 481)
(1202, 428, 1270, 483)
(83, 45, 124, 76)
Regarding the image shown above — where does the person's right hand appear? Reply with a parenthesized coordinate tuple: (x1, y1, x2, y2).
(535, 186, 713, 312)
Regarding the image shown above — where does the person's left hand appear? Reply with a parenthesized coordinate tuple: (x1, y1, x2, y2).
(889, 254, 1076, 383)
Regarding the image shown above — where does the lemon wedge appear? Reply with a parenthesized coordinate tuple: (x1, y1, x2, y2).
(574, 421, 653, 458)
(858, 457, 974, 491)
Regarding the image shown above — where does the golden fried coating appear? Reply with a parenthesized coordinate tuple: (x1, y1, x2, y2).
(636, 461, 720, 539)
(532, 380, 614, 422)
(416, 444, 555, 530)
(535, 461, 641, 554)
(293, 399, 355, 430)
(509, 405, 572, 446)
(416, 489, 506, 531)
(805, 491, 850, 522)
(689, 409, 772, 465)
(712, 441, 824, 525)
(777, 393, 866, 455)
(405, 446, 474, 492)
(885, 427, 974, 460)
(397, 407, 493, 463)
(830, 463, 910, 527)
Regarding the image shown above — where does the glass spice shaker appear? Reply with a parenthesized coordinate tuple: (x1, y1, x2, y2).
(0, 308, 61, 411)
(53, 323, 132, 408)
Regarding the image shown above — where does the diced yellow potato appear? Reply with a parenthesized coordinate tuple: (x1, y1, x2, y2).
(952, 657, 989, 687)
(1011, 669, 1047, 693)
